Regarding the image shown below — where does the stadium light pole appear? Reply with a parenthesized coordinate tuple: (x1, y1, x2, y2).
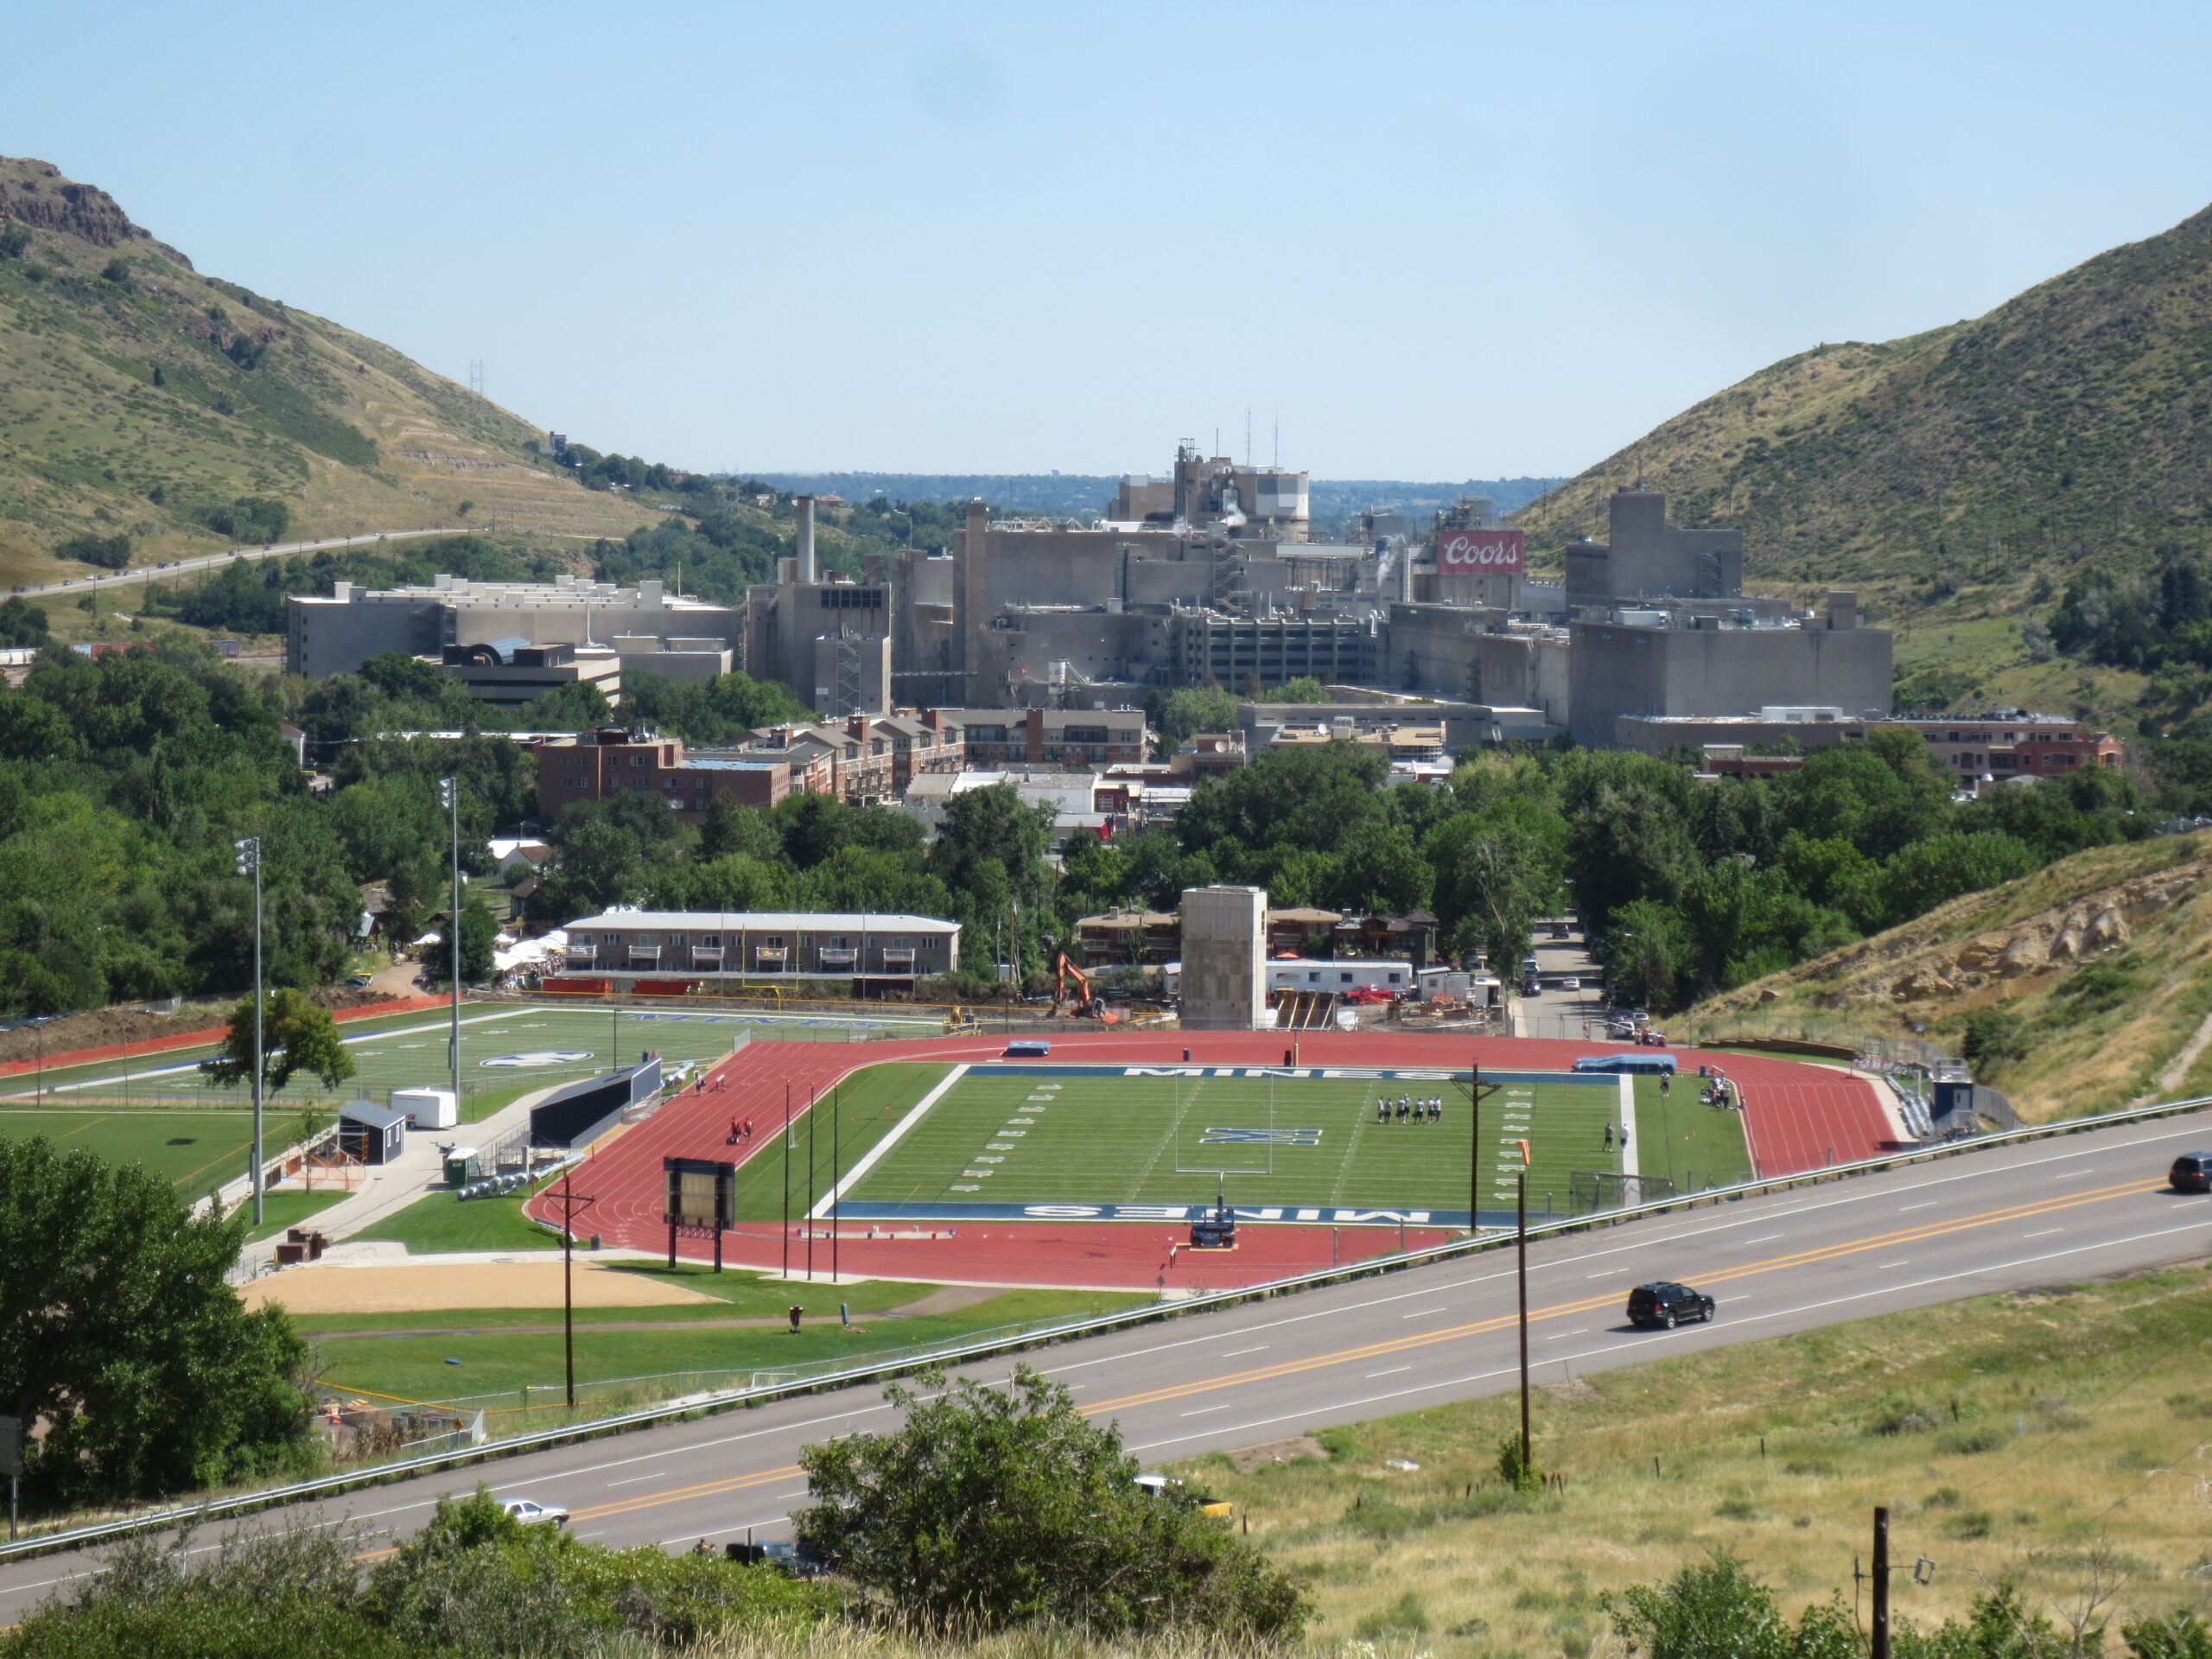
(437, 777, 461, 1106)
(233, 836, 264, 1225)
(804, 1083, 817, 1281)
(781, 1081, 791, 1278)
(830, 1083, 841, 1283)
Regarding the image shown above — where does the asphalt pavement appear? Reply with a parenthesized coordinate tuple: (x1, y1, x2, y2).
(3, 1104, 2207, 1619)
(16, 528, 479, 597)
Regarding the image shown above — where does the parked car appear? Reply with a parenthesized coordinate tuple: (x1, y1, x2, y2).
(1626, 1281, 1714, 1329)
(346, 973, 375, 989)
(1560, 976, 1581, 992)
(2171, 1152, 2212, 1193)
(725, 1540, 830, 1576)
(500, 1497, 569, 1527)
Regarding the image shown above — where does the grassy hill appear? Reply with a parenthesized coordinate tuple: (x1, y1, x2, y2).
(0, 156, 651, 585)
(1513, 203, 2212, 716)
(1678, 830, 2212, 1121)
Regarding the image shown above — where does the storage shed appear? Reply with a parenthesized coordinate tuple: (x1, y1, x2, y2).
(338, 1099, 409, 1165)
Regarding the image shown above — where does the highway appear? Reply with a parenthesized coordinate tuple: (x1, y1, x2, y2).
(1, 1104, 2206, 1622)
(15, 527, 480, 597)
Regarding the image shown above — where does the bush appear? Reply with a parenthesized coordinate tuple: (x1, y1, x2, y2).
(57, 532, 130, 570)
(1961, 1009, 2030, 1069)
(0, 224, 29, 259)
(1355, 1592, 1433, 1638)
(199, 496, 289, 543)
(1936, 1426, 2007, 1455)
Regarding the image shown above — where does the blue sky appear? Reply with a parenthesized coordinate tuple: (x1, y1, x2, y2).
(9, 2, 2211, 480)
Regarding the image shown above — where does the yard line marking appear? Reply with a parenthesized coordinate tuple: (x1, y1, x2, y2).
(809, 1064, 965, 1218)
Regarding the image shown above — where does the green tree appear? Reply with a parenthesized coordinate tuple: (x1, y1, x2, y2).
(1605, 898, 1697, 1012)
(795, 1364, 1306, 1637)
(420, 892, 498, 988)
(200, 987, 358, 1094)
(1176, 741, 1388, 857)
(0, 1139, 314, 1505)
(1143, 683, 1236, 753)
(1427, 799, 1565, 971)
(0, 596, 49, 647)
(1269, 676, 1332, 702)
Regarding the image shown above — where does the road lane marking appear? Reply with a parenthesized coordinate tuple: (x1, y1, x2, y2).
(1220, 1345, 1268, 1357)
(1898, 1201, 1937, 1211)
(2023, 1228, 2063, 1238)
(606, 1472, 667, 1486)
(1365, 1366, 1411, 1378)
(1401, 1307, 1449, 1319)
(1743, 1234, 1786, 1244)
(1876, 1261, 1910, 1269)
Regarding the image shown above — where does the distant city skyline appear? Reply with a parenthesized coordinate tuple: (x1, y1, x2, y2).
(8, 1, 2210, 480)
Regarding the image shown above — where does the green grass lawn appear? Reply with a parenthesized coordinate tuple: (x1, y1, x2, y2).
(309, 1284, 1149, 1410)
(283, 1268, 953, 1335)
(1630, 1074, 1754, 1195)
(0, 1105, 257, 1192)
(837, 1065, 1628, 1219)
(241, 1188, 349, 1243)
(728, 1063, 952, 1222)
(351, 1187, 566, 1254)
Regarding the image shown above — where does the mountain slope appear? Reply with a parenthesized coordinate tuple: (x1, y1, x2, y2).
(1513, 205, 2212, 627)
(1680, 830, 2212, 1122)
(0, 156, 649, 582)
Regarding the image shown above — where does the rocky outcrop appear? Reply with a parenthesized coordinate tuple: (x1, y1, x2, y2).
(1859, 857, 2205, 1004)
(0, 156, 193, 266)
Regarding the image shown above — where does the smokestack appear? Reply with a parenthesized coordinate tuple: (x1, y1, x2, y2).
(1398, 543, 1415, 604)
(794, 496, 817, 584)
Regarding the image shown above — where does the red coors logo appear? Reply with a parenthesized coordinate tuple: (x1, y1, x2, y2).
(1438, 529, 1524, 573)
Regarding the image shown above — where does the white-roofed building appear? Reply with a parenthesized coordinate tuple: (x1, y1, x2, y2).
(556, 910, 959, 990)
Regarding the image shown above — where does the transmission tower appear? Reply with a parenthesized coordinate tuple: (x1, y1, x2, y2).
(467, 359, 486, 397)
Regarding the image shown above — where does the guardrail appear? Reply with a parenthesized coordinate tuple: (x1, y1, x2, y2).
(5, 1085, 2208, 1563)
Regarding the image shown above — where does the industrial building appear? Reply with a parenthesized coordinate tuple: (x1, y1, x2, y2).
(285, 574, 741, 690)
(1614, 708, 2123, 791)
(1176, 885, 1269, 1032)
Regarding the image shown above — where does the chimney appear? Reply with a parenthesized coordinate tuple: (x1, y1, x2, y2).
(1397, 546, 1414, 604)
(794, 495, 817, 584)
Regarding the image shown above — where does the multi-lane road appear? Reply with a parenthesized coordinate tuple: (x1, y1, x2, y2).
(16, 528, 479, 597)
(2, 1105, 2206, 1622)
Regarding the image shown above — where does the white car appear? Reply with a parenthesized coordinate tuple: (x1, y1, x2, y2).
(1560, 976, 1581, 992)
(501, 1497, 569, 1527)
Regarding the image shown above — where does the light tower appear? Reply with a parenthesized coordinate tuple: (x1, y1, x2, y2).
(438, 777, 461, 1102)
(232, 836, 264, 1224)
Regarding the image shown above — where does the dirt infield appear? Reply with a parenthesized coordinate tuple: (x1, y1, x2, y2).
(531, 1030, 1893, 1291)
(240, 1258, 721, 1315)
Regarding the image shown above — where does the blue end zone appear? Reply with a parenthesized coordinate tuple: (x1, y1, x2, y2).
(975, 1064, 1612, 1085)
(829, 1199, 1490, 1228)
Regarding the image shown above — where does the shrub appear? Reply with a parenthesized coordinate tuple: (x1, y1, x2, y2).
(0, 224, 29, 259)
(199, 496, 289, 543)
(56, 532, 130, 570)
(1355, 1592, 1433, 1638)
(1936, 1426, 2007, 1455)
(1961, 1009, 2030, 1069)
(0, 596, 49, 647)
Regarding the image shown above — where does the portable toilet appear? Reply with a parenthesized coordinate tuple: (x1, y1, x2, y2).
(337, 1100, 409, 1166)
(393, 1087, 458, 1130)
(444, 1146, 480, 1187)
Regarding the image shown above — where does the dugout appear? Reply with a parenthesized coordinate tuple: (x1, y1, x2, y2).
(338, 1100, 409, 1165)
(531, 1056, 663, 1151)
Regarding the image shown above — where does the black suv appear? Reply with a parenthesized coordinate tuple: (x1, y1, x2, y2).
(2171, 1152, 2212, 1193)
(1627, 1281, 1715, 1329)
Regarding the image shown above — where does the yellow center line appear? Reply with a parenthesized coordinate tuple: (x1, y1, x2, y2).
(332, 1176, 2170, 1537)
(1081, 1177, 2164, 1414)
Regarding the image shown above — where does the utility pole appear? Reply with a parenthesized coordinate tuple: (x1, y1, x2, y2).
(438, 778, 461, 1105)
(1455, 1054, 1497, 1232)
(804, 1083, 817, 1281)
(544, 1173, 596, 1408)
(233, 836, 264, 1224)
(830, 1083, 842, 1283)
(1872, 1506, 1891, 1659)
(1516, 1160, 1532, 1480)
(781, 1080, 791, 1278)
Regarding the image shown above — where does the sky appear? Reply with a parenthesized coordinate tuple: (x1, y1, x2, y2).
(9, 2, 2212, 480)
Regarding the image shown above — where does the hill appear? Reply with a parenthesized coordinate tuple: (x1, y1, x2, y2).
(1679, 830, 2212, 1121)
(1512, 203, 2212, 714)
(0, 156, 651, 584)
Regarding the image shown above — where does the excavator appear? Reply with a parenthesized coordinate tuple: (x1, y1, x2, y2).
(1051, 953, 1117, 1022)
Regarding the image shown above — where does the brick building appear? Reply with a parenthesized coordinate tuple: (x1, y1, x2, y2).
(535, 728, 791, 821)
(558, 909, 959, 991)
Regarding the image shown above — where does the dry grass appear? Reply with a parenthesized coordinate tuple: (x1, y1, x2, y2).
(1681, 833, 2212, 1121)
(1162, 1261, 2212, 1656)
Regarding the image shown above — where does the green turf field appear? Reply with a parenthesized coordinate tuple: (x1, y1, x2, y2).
(0, 1105, 262, 1192)
(0, 1004, 926, 1192)
(830, 1065, 1644, 1222)
(1630, 1074, 1756, 1193)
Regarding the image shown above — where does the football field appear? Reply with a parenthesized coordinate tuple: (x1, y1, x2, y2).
(0, 1003, 932, 1192)
(825, 1064, 1642, 1228)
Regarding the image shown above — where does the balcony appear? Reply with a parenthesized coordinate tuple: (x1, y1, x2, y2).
(818, 948, 858, 968)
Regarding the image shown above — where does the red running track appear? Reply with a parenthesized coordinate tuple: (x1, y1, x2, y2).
(525, 1031, 1893, 1290)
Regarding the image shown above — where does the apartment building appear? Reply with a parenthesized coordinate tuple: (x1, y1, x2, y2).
(1617, 709, 2124, 791)
(535, 728, 791, 821)
(558, 909, 960, 989)
(928, 707, 1149, 769)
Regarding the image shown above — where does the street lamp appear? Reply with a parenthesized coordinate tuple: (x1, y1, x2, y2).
(437, 778, 461, 1104)
(233, 836, 264, 1224)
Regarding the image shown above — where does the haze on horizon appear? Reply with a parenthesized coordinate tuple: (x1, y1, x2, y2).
(10, 0, 2211, 483)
